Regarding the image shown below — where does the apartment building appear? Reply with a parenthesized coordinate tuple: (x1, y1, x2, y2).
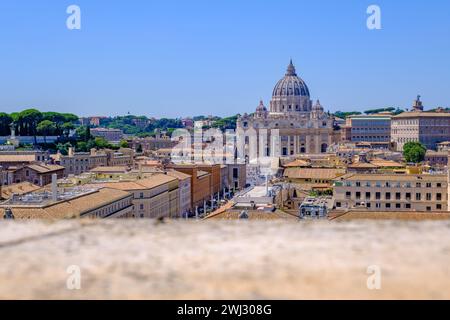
(0, 151, 50, 168)
(334, 173, 447, 212)
(391, 97, 450, 151)
(0, 187, 133, 219)
(165, 170, 192, 217)
(130, 135, 175, 152)
(345, 113, 392, 143)
(90, 127, 124, 142)
(6, 164, 65, 186)
(85, 174, 179, 218)
(167, 164, 213, 210)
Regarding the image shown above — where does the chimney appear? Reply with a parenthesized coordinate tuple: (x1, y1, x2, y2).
(138, 162, 143, 178)
(51, 173, 58, 202)
(68, 147, 74, 157)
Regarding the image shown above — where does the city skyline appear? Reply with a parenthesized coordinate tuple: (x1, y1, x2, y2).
(1, 0, 450, 118)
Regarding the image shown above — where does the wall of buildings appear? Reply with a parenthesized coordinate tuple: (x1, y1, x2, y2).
(334, 174, 447, 212)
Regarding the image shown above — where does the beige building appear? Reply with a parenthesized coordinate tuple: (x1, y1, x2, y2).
(391, 96, 450, 151)
(165, 170, 192, 217)
(54, 148, 108, 176)
(86, 174, 179, 218)
(236, 60, 339, 158)
(0, 187, 134, 219)
(334, 173, 447, 212)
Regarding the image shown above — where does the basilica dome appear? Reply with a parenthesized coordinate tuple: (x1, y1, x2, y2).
(272, 60, 310, 98)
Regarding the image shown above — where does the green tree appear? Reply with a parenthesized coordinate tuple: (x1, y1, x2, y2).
(37, 120, 56, 143)
(17, 109, 43, 144)
(403, 141, 426, 163)
(0, 113, 13, 136)
(119, 139, 129, 148)
(61, 122, 75, 137)
(94, 137, 109, 149)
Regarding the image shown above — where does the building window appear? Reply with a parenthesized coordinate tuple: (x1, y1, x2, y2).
(365, 192, 371, 199)
(437, 204, 442, 210)
(336, 202, 341, 208)
(426, 193, 432, 201)
(426, 183, 432, 188)
(345, 192, 351, 199)
(356, 192, 361, 200)
(426, 206, 431, 211)
(385, 192, 391, 200)
(437, 193, 442, 201)
(376, 192, 381, 200)
(386, 203, 391, 209)
(396, 193, 401, 200)
(396, 203, 401, 209)
(406, 193, 411, 200)
(405, 203, 411, 209)
(416, 193, 421, 201)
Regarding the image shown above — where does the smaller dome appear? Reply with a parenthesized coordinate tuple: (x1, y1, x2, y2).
(256, 100, 267, 112)
(313, 99, 323, 111)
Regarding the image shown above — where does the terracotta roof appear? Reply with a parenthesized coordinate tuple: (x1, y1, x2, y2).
(85, 174, 177, 191)
(335, 173, 446, 182)
(90, 166, 129, 173)
(164, 170, 191, 180)
(393, 111, 450, 118)
(425, 150, 448, 156)
(0, 155, 36, 163)
(1, 182, 41, 199)
(369, 158, 404, 167)
(348, 162, 378, 169)
(0, 188, 131, 219)
(284, 168, 345, 180)
(26, 164, 65, 173)
(284, 159, 310, 168)
(205, 208, 298, 220)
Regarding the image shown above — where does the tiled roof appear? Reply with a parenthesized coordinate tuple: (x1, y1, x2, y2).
(85, 174, 177, 191)
(90, 166, 129, 173)
(393, 111, 450, 118)
(0, 188, 131, 219)
(369, 158, 404, 167)
(26, 164, 65, 173)
(205, 208, 298, 220)
(284, 168, 345, 180)
(347, 162, 378, 169)
(284, 159, 310, 167)
(1, 182, 41, 199)
(335, 173, 446, 182)
(0, 155, 36, 163)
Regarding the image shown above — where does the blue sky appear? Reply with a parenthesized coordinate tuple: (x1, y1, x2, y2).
(0, 0, 449, 118)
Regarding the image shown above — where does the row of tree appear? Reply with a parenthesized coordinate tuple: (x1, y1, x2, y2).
(0, 109, 78, 140)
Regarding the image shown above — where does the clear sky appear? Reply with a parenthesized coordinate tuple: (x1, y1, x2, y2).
(0, 0, 449, 118)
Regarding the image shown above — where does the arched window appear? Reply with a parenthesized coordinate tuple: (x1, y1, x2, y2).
(321, 143, 328, 153)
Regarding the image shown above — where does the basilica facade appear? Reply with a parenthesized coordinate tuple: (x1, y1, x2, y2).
(236, 60, 338, 157)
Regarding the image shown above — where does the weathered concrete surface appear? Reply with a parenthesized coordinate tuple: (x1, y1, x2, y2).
(1, 220, 450, 300)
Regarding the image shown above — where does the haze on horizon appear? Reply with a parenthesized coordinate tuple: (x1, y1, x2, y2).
(0, 0, 449, 118)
